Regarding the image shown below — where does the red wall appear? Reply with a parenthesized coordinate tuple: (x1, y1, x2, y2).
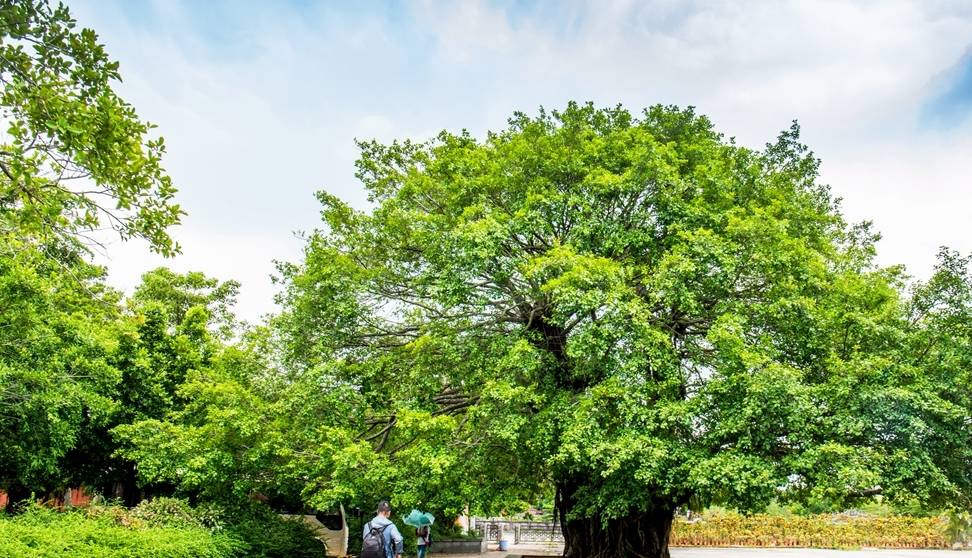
(0, 487, 92, 509)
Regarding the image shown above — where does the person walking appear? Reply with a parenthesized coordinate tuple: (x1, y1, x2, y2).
(416, 524, 431, 558)
(361, 501, 404, 558)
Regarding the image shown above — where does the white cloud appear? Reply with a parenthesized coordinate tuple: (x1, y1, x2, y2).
(820, 129, 972, 276)
(94, 226, 301, 325)
(69, 0, 972, 321)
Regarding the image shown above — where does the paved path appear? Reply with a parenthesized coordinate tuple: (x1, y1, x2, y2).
(435, 547, 970, 558)
(672, 551, 967, 557)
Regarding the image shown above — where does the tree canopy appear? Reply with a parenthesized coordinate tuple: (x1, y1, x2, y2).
(255, 103, 972, 557)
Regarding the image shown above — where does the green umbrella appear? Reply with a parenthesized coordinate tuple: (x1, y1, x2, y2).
(403, 509, 435, 527)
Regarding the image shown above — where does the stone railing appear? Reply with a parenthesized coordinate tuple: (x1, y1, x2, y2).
(472, 519, 564, 543)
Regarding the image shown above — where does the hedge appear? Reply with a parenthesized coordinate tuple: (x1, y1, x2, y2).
(671, 512, 950, 549)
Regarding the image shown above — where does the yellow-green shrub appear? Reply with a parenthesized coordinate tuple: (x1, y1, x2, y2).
(671, 512, 949, 548)
(0, 504, 243, 557)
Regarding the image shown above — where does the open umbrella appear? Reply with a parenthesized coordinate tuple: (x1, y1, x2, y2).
(403, 509, 435, 527)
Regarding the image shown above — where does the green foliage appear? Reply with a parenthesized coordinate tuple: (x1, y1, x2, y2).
(0, 0, 181, 254)
(66, 267, 237, 501)
(0, 500, 322, 558)
(0, 504, 242, 557)
(433, 522, 481, 540)
(0, 234, 120, 493)
(0, 0, 184, 501)
(113, 267, 238, 424)
(261, 101, 972, 543)
(112, 306, 300, 503)
(113, 367, 283, 502)
(222, 504, 325, 558)
(0, 254, 242, 503)
(946, 510, 972, 546)
(129, 268, 241, 339)
(127, 497, 225, 531)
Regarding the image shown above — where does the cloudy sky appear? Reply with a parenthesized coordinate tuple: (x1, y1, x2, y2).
(70, 0, 972, 323)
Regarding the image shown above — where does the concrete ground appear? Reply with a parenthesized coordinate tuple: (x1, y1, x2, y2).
(433, 545, 971, 558)
(671, 551, 968, 557)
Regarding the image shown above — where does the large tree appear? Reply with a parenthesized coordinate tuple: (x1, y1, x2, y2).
(135, 103, 969, 558)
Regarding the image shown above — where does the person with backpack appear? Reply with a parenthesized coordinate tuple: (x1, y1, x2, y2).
(361, 501, 404, 558)
(415, 524, 431, 558)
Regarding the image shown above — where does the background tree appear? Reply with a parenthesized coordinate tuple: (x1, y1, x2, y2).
(0, 251, 241, 510)
(0, 0, 181, 254)
(0, 234, 120, 506)
(266, 103, 972, 558)
(82, 268, 238, 504)
(112, 323, 285, 506)
(891, 249, 972, 511)
(0, 0, 186, 509)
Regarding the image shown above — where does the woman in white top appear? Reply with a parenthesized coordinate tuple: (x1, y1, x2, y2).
(415, 524, 431, 558)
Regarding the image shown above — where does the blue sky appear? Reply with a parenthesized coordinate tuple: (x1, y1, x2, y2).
(924, 49, 972, 126)
(69, 0, 972, 322)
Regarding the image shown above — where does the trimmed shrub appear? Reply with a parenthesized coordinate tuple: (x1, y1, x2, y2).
(671, 511, 950, 548)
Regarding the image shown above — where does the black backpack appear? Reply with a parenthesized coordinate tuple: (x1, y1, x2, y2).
(361, 522, 389, 558)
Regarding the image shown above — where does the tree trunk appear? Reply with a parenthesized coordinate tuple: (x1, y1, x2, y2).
(120, 461, 139, 507)
(557, 480, 675, 558)
(560, 509, 675, 558)
(4, 483, 31, 512)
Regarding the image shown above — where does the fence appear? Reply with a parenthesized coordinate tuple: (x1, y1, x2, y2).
(473, 519, 564, 543)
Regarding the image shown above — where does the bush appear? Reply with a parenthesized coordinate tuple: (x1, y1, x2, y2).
(126, 497, 225, 531)
(223, 503, 325, 558)
(947, 511, 972, 546)
(0, 504, 242, 558)
(118, 498, 324, 557)
(433, 522, 481, 540)
(0, 499, 325, 558)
